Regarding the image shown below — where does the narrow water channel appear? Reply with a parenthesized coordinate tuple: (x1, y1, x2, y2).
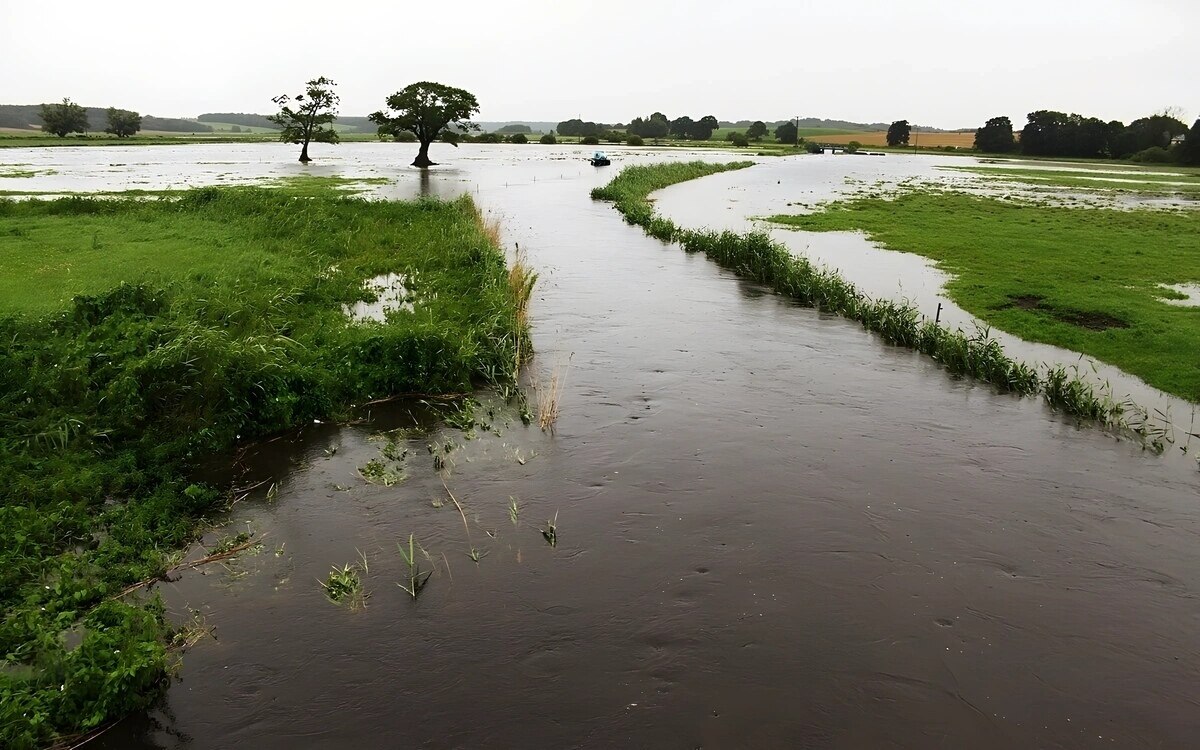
(13, 145, 1196, 749)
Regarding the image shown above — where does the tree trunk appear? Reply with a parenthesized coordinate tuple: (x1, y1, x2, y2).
(413, 140, 436, 168)
(299, 141, 311, 163)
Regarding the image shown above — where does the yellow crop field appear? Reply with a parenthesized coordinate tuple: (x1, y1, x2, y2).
(813, 131, 977, 148)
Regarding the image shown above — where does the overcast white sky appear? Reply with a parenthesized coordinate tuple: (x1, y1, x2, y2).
(2, 0, 1195, 128)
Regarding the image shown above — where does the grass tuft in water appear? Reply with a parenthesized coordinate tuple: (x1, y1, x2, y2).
(320, 551, 370, 610)
(396, 534, 431, 599)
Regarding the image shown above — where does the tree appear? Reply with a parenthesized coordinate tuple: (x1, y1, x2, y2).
(730, 132, 749, 147)
(669, 116, 694, 139)
(1180, 119, 1200, 166)
(268, 76, 340, 163)
(775, 121, 798, 144)
(39, 98, 89, 137)
(540, 133, 556, 145)
(104, 108, 142, 138)
(846, 140, 862, 154)
(370, 82, 480, 168)
(886, 120, 911, 146)
(691, 115, 719, 141)
(747, 120, 768, 140)
(973, 116, 1015, 153)
(509, 133, 528, 144)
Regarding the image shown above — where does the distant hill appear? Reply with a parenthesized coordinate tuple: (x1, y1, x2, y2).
(0, 104, 210, 133)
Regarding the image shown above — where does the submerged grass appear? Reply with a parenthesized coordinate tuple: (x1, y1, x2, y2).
(0, 185, 530, 747)
(593, 162, 1175, 445)
(768, 191, 1200, 401)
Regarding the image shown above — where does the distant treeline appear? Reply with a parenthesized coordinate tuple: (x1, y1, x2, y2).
(0, 104, 209, 133)
(197, 112, 378, 133)
(976, 111, 1199, 163)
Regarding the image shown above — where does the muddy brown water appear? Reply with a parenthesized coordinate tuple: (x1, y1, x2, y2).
(7, 145, 1198, 749)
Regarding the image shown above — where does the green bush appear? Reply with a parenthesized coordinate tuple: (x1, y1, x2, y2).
(539, 133, 556, 145)
(581, 135, 600, 145)
(730, 133, 749, 147)
(846, 140, 862, 153)
(805, 141, 822, 154)
(626, 135, 644, 147)
(1130, 146, 1171, 163)
(509, 133, 528, 144)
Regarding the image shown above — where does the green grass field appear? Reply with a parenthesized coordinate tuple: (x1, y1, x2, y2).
(0, 184, 529, 747)
(769, 192, 1200, 401)
(944, 165, 1200, 195)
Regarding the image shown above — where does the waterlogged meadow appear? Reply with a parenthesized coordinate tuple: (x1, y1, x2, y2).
(0, 185, 531, 747)
(592, 162, 1191, 445)
(2, 145, 1199, 750)
(769, 191, 1200, 402)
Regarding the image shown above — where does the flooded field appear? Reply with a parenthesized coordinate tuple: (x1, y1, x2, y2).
(5, 144, 1200, 748)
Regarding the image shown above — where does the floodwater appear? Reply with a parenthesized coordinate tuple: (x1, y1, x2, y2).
(4, 144, 1200, 748)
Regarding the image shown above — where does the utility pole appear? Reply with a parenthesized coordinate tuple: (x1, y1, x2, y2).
(794, 115, 800, 147)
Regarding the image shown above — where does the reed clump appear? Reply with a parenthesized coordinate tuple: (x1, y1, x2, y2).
(592, 163, 1152, 437)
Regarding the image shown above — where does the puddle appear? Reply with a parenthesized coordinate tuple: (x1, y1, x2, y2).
(1158, 282, 1200, 307)
(343, 272, 417, 322)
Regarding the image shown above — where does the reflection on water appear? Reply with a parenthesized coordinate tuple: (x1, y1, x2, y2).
(6, 144, 1198, 749)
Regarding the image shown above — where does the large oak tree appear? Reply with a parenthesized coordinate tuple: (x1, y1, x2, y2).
(370, 82, 480, 168)
(40, 98, 89, 137)
(269, 76, 340, 163)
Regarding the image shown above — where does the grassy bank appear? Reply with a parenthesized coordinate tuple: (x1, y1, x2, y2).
(0, 186, 530, 747)
(593, 162, 1181, 441)
(768, 192, 1200, 401)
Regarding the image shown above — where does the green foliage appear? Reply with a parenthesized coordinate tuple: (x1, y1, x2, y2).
(769, 191, 1200, 401)
(846, 140, 862, 154)
(39, 98, 89, 138)
(369, 82, 481, 168)
(886, 120, 911, 146)
(268, 76, 340, 163)
(626, 135, 644, 147)
(974, 115, 1015, 153)
(747, 120, 768, 140)
(804, 141, 822, 154)
(581, 135, 600, 145)
(1181, 120, 1200, 166)
(539, 133, 556, 145)
(730, 132, 749, 148)
(1130, 146, 1173, 163)
(103, 108, 142, 138)
(509, 133, 528, 144)
(775, 121, 798, 144)
(0, 186, 528, 745)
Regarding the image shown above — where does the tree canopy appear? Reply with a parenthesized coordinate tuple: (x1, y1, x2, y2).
(1179, 120, 1200, 166)
(268, 76, 340, 163)
(775, 121, 798, 144)
(747, 121, 768, 140)
(370, 82, 480, 168)
(39, 98, 89, 137)
(886, 120, 911, 146)
(974, 116, 1015, 153)
(104, 108, 142, 138)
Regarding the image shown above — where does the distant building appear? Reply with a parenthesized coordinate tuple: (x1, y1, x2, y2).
(1171, 133, 1187, 145)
